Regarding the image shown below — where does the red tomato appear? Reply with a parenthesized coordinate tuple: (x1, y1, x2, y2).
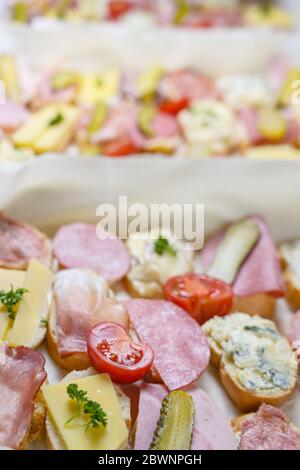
(87, 323, 154, 384)
(103, 136, 139, 157)
(164, 274, 233, 325)
(159, 98, 189, 115)
(108, 1, 132, 20)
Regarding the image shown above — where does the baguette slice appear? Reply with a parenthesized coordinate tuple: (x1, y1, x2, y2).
(231, 405, 300, 450)
(279, 241, 300, 310)
(18, 392, 46, 450)
(232, 294, 275, 319)
(203, 313, 298, 412)
(47, 299, 90, 371)
(45, 368, 131, 450)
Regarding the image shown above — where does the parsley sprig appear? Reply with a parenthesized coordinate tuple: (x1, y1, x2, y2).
(0, 286, 28, 320)
(49, 112, 64, 127)
(154, 235, 177, 257)
(65, 383, 108, 431)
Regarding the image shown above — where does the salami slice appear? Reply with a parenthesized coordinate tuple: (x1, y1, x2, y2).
(201, 215, 285, 298)
(134, 383, 237, 450)
(0, 343, 46, 449)
(0, 212, 52, 270)
(53, 223, 130, 285)
(123, 299, 210, 390)
(239, 404, 300, 450)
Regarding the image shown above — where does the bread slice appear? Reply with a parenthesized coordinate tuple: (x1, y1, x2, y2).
(232, 294, 275, 319)
(45, 368, 131, 450)
(47, 299, 90, 371)
(231, 407, 300, 449)
(19, 392, 46, 450)
(278, 242, 300, 310)
(203, 313, 298, 412)
(220, 357, 294, 412)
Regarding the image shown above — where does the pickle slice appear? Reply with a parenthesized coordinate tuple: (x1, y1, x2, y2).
(0, 55, 20, 102)
(88, 102, 108, 134)
(150, 391, 194, 450)
(12, 2, 28, 23)
(138, 105, 156, 138)
(208, 220, 260, 284)
(258, 108, 287, 142)
(52, 71, 80, 91)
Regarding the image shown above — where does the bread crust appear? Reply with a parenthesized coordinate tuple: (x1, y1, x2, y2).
(220, 358, 295, 413)
(232, 294, 275, 319)
(18, 392, 46, 450)
(47, 299, 90, 371)
(278, 245, 300, 310)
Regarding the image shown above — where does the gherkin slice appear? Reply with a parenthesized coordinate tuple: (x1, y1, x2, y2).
(138, 105, 156, 138)
(52, 71, 80, 91)
(150, 391, 194, 450)
(208, 219, 260, 285)
(88, 102, 108, 134)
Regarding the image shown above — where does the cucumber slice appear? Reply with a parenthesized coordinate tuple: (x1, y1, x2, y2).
(52, 71, 80, 91)
(207, 220, 260, 284)
(150, 391, 194, 450)
(88, 102, 108, 134)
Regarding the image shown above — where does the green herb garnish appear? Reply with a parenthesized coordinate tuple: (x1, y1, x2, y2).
(65, 383, 107, 431)
(49, 112, 64, 127)
(154, 235, 177, 257)
(40, 319, 49, 327)
(0, 286, 28, 320)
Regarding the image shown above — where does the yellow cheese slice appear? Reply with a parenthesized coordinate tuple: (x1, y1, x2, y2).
(9, 259, 53, 347)
(33, 106, 79, 153)
(12, 104, 79, 153)
(78, 70, 120, 105)
(0, 269, 25, 341)
(244, 145, 300, 160)
(42, 374, 128, 450)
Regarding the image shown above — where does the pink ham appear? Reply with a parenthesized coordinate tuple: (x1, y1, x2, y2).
(54, 269, 129, 358)
(53, 223, 130, 285)
(239, 404, 300, 450)
(0, 102, 27, 131)
(201, 215, 285, 298)
(152, 112, 179, 138)
(238, 107, 262, 146)
(135, 383, 237, 450)
(0, 212, 52, 270)
(289, 311, 300, 358)
(31, 68, 77, 109)
(0, 343, 46, 449)
(92, 103, 146, 150)
(160, 70, 219, 103)
(123, 299, 210, 390)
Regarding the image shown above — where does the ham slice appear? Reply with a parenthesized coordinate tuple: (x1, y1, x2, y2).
(238, 107, 262, 146)
(289, 311, 300, 358)
(0, 343, 46, 449)
(53, 223, 130, 285)
(201, 215, 285, 298)
(239, 404, 300, 450)
(123, 299, 210, 390)
(134, 383, 237, 450)
(159, 70, 219, 103)
(0, 102, 27, 131)
(152, 112, 179, 138)
(54, 268, 129, 357)
(0, 212, 52, 270)
(92, 103, 146, 150)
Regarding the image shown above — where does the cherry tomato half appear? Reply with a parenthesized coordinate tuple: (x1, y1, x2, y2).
(159, 98, 189, 116)
(164, 274, 233, 325)
(102, 136, 140, 157)
(108, 1, 132, 20)
(87, 322, 154, 384)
